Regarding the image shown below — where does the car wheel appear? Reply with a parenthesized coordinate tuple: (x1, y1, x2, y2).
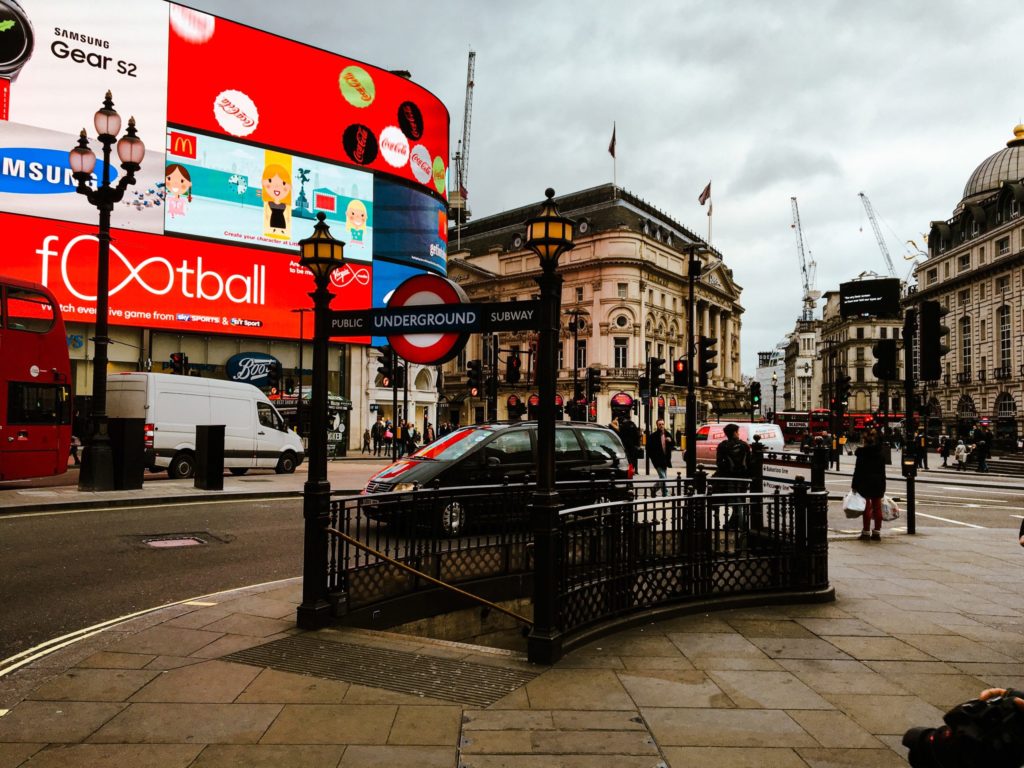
(168, 452, 196, 479)
(439, 500, 466, 537)
(228, 467, 249, 476)
(275, 451, 297, 474)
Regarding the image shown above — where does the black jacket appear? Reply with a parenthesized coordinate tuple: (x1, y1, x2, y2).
(852, 443, 886, 499)
(646, 429, 673, 468)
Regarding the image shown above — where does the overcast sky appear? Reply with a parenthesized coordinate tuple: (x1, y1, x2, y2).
(188, 0, 1024, 373)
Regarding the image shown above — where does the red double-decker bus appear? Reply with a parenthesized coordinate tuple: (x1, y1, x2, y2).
(0, 278, 73, 481)
(773, 409, 832, 442)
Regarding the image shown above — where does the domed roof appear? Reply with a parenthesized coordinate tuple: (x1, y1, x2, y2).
(961, 125, 1024, 204)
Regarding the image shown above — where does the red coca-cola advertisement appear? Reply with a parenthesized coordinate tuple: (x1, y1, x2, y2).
(166, 5, 449, 198)
(1, 212, 370, 342)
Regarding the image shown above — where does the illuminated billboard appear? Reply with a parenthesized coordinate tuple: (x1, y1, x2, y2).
(164, 129, 373, 259)
(0, 0, 449, 342)
(1, 212, 371, 341)
(166, 5, 448, 199)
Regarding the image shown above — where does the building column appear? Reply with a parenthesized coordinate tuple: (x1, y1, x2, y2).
(701, 302, 710, 342)
(721, 312, 731, 383)
(713, 309, 723, 382)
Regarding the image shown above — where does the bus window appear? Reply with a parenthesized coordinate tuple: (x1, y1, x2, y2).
(7, 382, 71, 425)
(6, 287, 56, 333)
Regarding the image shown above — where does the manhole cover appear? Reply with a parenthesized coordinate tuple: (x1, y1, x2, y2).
(144, 536, 205, 548)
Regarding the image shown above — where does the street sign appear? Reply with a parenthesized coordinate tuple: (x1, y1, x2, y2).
(327, 274, 542, 365)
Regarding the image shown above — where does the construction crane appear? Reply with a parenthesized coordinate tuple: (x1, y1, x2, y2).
(451, 49, 475, 230)
(858, 192, 897, 278)
(790, 197, 820, 321)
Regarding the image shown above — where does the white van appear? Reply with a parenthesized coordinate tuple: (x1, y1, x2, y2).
(106, 372, 304, 478)
(694, 422, 785, 466)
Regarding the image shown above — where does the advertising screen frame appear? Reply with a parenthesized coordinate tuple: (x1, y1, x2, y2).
(839, 278, 902, 319)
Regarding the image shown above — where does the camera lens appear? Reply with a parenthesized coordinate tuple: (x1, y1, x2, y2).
(0, 0, 34, 78)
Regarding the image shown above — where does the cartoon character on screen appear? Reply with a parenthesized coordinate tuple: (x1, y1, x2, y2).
(261, 164, 292, 239)
(165, 164, 193, 219)
(345, 199, 368, 245)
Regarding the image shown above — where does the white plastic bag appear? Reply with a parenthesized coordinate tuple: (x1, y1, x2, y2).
(843, 490, 866, 518)
(881, 495, 901, 521)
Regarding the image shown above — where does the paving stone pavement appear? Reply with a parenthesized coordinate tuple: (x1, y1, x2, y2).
(2, 526, 1023, 766)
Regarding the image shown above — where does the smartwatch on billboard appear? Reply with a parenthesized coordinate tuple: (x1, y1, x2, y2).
(0, 0, 34, 81)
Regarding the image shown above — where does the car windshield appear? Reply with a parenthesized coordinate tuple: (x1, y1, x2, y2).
(411, 426, 497, 461)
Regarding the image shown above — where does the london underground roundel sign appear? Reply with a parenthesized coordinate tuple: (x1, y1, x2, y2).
(387, 274, 470, 365)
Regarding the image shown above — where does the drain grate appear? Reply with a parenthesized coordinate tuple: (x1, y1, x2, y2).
(224, 634, 538, 707)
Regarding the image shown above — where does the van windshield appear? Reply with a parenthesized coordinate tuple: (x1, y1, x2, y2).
(412, 426, 497, 461)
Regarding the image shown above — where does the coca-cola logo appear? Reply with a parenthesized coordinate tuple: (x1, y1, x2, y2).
(342, 123, 378, 165)
(213, 89, 259, 137)
(398, 101, 423, 140)
(226, 352, 279, 384)
(409, 145, 431, 184)
(378, 126, 409, 169)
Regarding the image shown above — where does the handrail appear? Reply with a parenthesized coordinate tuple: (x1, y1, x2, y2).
(324, 526, 533, 629)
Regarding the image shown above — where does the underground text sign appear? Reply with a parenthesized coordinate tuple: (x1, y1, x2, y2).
(328, 301, 541, 336)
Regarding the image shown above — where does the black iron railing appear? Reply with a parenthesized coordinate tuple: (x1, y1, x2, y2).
(323, 472, 829, 661)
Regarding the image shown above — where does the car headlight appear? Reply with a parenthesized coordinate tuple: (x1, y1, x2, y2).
(391, 482, 417, 492)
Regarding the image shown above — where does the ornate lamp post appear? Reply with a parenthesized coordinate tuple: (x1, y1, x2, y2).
(296, 212, 345, 629)
(771, 371, 778, 418)
(524, 188, 575, 664)
(69, 91, 145, 491)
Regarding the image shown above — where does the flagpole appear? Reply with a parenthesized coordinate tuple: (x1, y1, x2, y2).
(609, 121, 617, 198)
(707, 203, 712, 246)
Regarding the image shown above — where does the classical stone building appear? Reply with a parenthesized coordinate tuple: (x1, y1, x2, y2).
(439, 184, 745, 434)
(910, 123, 1024, 447)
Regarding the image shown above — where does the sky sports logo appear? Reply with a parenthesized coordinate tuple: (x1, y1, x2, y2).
(0, 148, 116, 194)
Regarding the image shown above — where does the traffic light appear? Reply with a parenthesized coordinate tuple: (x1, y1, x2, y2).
(586, 367, 602, 399)
(871, 339, 898, 381)
(506, 354, 521, 384)
(466, 359, 483, 396)
(698, 336, 717, 386)
(638, 375, 650, 399)
(285, 377, 295, 395)
(170, 352, 185, 375)
(393, 365, 406, 389)
(919, 300, 950, 381)
(267, 360, 282, 390)
(750, 381, 762, 406)
(376, 347, 394, 385)
(834, 374, 852, 411)
(673, 358, 687, 386)
(649, 357, 666, 393)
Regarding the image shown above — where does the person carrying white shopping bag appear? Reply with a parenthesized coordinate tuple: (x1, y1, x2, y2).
(851, 428, 887, 540)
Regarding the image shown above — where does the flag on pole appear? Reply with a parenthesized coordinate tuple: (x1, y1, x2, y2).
(608, 123, 616, 158)
(698, 181, 711, 206)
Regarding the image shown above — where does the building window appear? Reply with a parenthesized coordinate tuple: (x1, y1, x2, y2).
(880, 327, 888, 339)
(926, 268, 938, 285)
(648, 289, 653, 304)
(943, 262, 950, 278)
(856, 367, 865, 383)
(617, 283, 627, 299)
(999, 305, 1011, 367)
(575, 339, 587, 370)
(960, 317, 972, 372)
(557, 344, 564, 370)
(856, 327, 865, 339)
(856, 347, 865, 361)
(959, 289, 970, 307)
(981, 319, 986, 340)
(959, 253, 971, 271)
(980, 282, 987, 300)
(575, 286, 584, 302)
(997, 236, 1010, 256)
(614, 315, 629, 328)
(997, 275, 1010, 293)
(614, 338, 628, 368)
(979, 246, 985, 263)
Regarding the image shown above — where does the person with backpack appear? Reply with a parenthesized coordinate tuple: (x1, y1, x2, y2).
(715, 424, 751, 530)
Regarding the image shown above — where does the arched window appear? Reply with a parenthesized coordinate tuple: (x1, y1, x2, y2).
(960, 316, 972, 372)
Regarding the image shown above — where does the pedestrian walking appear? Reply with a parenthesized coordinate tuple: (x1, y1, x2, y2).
(852, 428, 886, 540)
(646, 418, 674, 496)
(954, 439, 968, 471)
(915, 430, 929, 470)
(974, 439, 990, 473)
(361, 428, 371, 454)
(371, 417, 384, 456)
(715, 423, 751, 529)
(939, 435, 951, 467)
(618, 416, 641, 474)
(69, 434, 82, 466)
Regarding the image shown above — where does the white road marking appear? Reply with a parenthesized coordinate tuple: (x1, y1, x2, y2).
(1, 497, 295, 520)
(913, 512, 985, 528)
(939, 486, 1017, 494)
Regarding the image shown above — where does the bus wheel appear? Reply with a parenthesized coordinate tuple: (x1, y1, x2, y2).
(275, 451, 297, 474)
(168, 452, 196, 479)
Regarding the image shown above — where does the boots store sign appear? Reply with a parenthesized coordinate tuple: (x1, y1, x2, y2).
(1, 212, 371, 342)
(226, 353, 280, 387)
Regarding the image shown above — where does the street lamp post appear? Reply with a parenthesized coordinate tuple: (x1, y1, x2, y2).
(684, 248, 704, 478)
(296, 212, 345, 629)
(772, 371, 778, 419)
(525, 189, 575, 664)
(69, 91, 145, 492)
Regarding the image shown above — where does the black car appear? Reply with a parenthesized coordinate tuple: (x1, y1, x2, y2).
(363, 421, 632, 535)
